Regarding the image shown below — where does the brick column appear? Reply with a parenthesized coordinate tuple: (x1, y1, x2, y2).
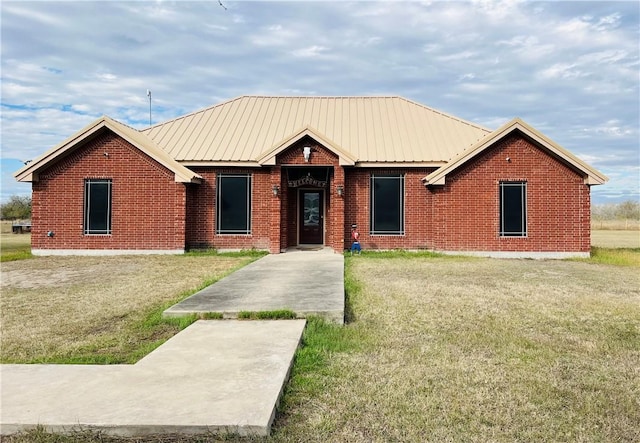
(269, 166, 282, 253)
(332, 166, 346, 252)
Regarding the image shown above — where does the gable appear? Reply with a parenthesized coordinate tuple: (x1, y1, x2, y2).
(14, 116, 202, 184)
(423, 118, 607, 186)
(256, 126, 356, 166)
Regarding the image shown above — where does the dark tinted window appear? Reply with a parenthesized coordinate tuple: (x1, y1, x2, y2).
(84, 179, 112, 235)
(370, 175, 404, 235)
(217, 174, 251, 234)
(500, 182, 526, 236)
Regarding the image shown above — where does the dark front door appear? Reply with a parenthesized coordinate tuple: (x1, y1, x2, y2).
(299, 190, 324, 244)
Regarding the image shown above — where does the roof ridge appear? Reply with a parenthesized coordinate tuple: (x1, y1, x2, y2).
(144, 95, 493, 134)
(103, 115, 142, 133)
(238, 95, 402, 98)
(143, 96, 247, 132)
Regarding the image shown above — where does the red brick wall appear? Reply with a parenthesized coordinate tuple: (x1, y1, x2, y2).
(184, 134, 591, 254)
(342, 134, 590, 253)
(31, 130, 186, 251)
(428, 134, 591, 253)
(32, 131, 591, 255)
(344, 168, 436, 250)
(184, 138, 345, 252)
(184, 168, 272, 251)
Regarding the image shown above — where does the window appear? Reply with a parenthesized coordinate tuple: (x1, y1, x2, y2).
(500, 182, 527, 236)
(84, 179, 112, 235)
(216, 174, 252, 234)
(370, 174, 405, 235)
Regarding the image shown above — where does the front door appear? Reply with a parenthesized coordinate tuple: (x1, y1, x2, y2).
(299, 190, 324, 245)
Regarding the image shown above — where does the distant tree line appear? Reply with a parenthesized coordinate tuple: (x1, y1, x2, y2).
(592, 200, 640, 221)
(0, 195, 31, 220)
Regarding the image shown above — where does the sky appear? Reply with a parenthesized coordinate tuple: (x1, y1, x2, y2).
(1, 0, 638, 205)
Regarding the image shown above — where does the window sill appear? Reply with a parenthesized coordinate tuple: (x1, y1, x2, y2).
(215, 233, 253, 236)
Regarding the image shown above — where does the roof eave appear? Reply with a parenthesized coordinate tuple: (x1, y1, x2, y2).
(423, 118, 609, 186)
(14, 117, 110, 182)
(180, 161, 261, 168)
(14, 116, 202, 184)
(356, 161, 446, 168)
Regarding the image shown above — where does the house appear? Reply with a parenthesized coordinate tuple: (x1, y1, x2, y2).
(14, 96, 607, 258)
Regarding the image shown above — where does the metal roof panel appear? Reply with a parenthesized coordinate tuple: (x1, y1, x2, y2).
(141, 96, 493, 163)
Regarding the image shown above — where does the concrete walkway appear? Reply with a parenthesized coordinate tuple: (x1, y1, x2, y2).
(164, 249, 345, 324)
(1, 320, 306, 437)
(2, 249, 346, 438)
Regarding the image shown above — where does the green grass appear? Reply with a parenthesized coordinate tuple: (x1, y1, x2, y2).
(275, 316, 367, 420)
(345, 249, 446, 259)
(0, 232, 31, 262)
(237, 309, 297, 320)
(185, 248, 269, 258)
(586, 246, 640, 266)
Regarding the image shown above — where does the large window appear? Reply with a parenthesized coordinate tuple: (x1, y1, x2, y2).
(84, 179, 112, 235)
(216, 174, 252, 234)
(500, 181, 527, 237)
(370, 174, 405, 235)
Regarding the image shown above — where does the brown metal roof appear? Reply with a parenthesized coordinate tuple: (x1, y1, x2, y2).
(142, 96, 491, 165)
(15, 96, 606, 188)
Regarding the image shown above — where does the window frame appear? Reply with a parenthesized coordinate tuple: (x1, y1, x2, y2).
(499, 181, 527, 237)
(369, 173, 405, 236)
(216, 173, 252, 235)
(83, 179, 112, 235)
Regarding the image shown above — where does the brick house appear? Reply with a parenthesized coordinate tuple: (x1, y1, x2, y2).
(15, 96, 607, 258)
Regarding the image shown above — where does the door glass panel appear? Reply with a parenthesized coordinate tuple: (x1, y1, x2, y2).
(303, 192, 320, 227)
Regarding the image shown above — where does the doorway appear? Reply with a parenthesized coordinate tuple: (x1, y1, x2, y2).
(299, 190, 324, 245)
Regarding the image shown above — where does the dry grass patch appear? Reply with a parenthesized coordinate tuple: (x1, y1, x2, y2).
(591, 229, 640, 248)
(592, 219, 639, 231)
(274, 255, 640, 442)
(0, 254, 254, 363)
(4, 252, 640, 443)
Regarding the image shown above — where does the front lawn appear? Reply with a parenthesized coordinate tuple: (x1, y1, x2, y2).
(3, 250, 639, 442)
(0, 253, 258, 364)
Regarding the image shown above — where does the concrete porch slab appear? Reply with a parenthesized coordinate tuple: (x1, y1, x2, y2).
(0, 320, 306, 438)
(163, 250, 345, 324)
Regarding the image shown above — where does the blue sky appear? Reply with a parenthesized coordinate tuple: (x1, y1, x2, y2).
(1, 0, 638, 204)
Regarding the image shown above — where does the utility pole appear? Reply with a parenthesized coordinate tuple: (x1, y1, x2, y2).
(146, 89, 152, 126)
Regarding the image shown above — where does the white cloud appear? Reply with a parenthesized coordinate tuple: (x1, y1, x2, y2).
(582, 120, 636, 138)
(0, 0, 637, 204)
(292, 45, 330, 58)
(593, 12, 622, 31)
(250, 23, 297, 46)
(539, 63, 586, 80)
(1, 3, 64, 26)
(97, 73, 118, 82)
